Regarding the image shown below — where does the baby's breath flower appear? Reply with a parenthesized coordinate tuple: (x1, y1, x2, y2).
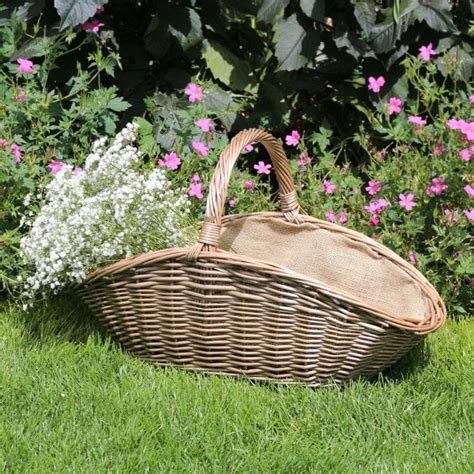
(20, 123, 193, 299)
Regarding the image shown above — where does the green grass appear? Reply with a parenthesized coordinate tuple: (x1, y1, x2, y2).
(0, 297, 472, 473)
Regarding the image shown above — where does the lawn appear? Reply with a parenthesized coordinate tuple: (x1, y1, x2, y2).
(0, 297, 472, 473)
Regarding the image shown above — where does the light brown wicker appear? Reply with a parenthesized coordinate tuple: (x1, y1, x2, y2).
(79, 128, 446, 386)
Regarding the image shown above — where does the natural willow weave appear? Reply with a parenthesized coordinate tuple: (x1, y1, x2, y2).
(79, 129, 446, 386)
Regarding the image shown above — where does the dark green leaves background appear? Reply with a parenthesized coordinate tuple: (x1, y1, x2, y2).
(3, 0, 473, 138)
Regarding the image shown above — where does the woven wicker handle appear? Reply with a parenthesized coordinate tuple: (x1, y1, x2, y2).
(186, 128, 305, 259)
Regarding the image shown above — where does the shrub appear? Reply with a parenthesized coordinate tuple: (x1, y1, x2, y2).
(140, 83, 277, 217)
(0, 11, 129, 292)
(4, 1, 472, 136)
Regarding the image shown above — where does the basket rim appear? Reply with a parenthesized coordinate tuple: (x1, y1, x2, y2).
(81, 212, 446, 335)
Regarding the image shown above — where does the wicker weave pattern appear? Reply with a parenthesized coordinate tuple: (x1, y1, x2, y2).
(79, 129, 446, 386)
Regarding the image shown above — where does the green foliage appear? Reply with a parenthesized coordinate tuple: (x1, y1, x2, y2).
(0, 11, 129, 293)
(54, 0, 107, 29)
(3, 0, 472, 136)
(142, 84, 277, 218)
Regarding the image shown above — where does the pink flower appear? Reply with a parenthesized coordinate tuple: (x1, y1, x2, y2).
(16, 58, 34, 74)
(297, 151, 312, 167)
(192, 141, 209, 157)
(11, 143, 22, 163)
(408, 115, 427, 127)
(427, 177, 448, 196)
(191, 173, 201, 183)
(463, 210, 474, 221)
(322, 179, 336, 194)
(254, 161, 272, 175)
(17, 94, 27, 102)
(243, 180, 254, 191)
(96, 6, 105, 14)
(0, 139, 8, 149)
(399, 193, 417, 211)
(433, 144, 446, 157)
(387, 97, 402, 115)
(184, 83, 204, 103)
(194, 118, 214, 132)
(365, 180, 381, 198)
(408, 251, 418, 266)
(460, 121, 474, 141)
(369, 215, 380, 227)
(364, 198, 389, 215)
(338, 212, 348, 225)
(444, 209, 459, 224)
(82, 19, 104, 33)
(367, 76, 385, 93)
(325, 211, 336, 223)
(447, 118, 464, 130)
(465, 184, 474, 198)
(470, 95, 474, 105)
(188, 182, 204, 200)
(228, 197, 238, 208)
(158, 151, 181, 170)
(73, 167, 83, 175)
(245, 143, 255, 152)
(47, 160, 66, 175)
(285, 130, 300, 147)
(460, 148, 471, 162)
(449, 119, 473, 140)
(418, 43, 436, 61)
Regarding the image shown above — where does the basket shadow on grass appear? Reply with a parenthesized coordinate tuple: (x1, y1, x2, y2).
(17, 293, 432, 388)
(17, 292, 106, 346)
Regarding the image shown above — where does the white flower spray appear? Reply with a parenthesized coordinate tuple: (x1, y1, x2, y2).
(20, 122, 195, 300)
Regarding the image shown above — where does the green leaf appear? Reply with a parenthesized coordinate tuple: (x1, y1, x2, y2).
(166, 7, 203, 51)
(352, 0, 376, 34)
(389, 73, 409, 101)
(144, 17, 171, 59)
(256, 0, 289, 24)
(16, 1, 45, 22)
(300, 0, 325, 21)
(368, 0, 418, 53)
(275, 14, 320, 71)
(413, 0, 458, 33)
(204, 83, 239, 130)
(456, 255, 474, 276)
(333, 30, 371, 61)
(102, 53, 121, 77)
(107, 97, 131, 112)
(136, 117, 153, 137)
(201, 39, 255, 91)
(11, 35, 57, 60)
(393, 0, 401, 23)
(102, 116, 116, 135)
(436, 44, 474, 82)
(54, 0, 107, 30)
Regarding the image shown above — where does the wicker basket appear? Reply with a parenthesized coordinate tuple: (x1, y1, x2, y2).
(79, 129, 446, 386)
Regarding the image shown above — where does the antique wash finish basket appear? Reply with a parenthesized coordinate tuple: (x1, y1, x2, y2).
(79, 129, 446, 386)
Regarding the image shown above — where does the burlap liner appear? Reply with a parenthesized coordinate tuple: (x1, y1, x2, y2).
(220, 216, 430, 322)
